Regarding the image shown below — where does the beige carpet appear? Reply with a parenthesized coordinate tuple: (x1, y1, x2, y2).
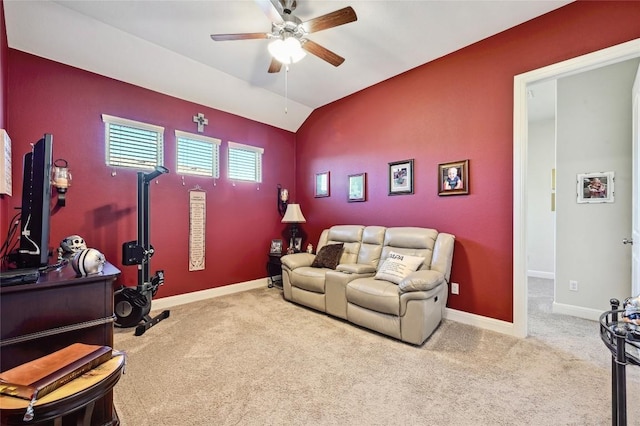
(113, 280, 640, 425)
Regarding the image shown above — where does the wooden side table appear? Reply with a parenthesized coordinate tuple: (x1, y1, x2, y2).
(0, 354, 125, 426)
(266, 254, 283, 288)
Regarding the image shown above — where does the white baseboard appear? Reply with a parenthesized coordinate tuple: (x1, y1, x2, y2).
(527, 270, 555, 280)
(552, 302, 601, 322)
(151, 278, 521, 337)
(444, 308, 515, 336)
(151, 278, 268, 311)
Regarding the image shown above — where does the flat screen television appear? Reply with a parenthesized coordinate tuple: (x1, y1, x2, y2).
(17, 134, 53, 269)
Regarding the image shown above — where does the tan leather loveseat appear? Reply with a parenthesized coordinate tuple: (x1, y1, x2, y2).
(281, 225, 455, 345)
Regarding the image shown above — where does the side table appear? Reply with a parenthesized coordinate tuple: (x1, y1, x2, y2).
(0, 353, 125, 425)
(266, 254, 283, 288)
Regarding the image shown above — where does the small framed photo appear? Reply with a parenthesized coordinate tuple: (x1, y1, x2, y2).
(270, 239, 283, 254)
(577, 171, 614, 203)
(389, 159, 414, 195)
(348, 173, 366, 202)
(438, 160, 469, 196)
(315, 171, 330, 198)
(293, 237, 302, 252)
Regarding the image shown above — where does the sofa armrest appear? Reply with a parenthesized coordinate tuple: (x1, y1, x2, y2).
(398, 270, 445, 292)
(281, 253, 316, 270)
(336, 263, 377, 274)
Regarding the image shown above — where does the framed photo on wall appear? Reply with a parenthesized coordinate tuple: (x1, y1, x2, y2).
(438, 160, 469, 196)
(389, 159, 414, 195)
(348, 173, 366, 202)
(315, 171, 330, 197)
(577, 171, 614, 203)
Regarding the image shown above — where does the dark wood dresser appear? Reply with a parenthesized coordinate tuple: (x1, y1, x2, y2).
(0, 262, 121, 425)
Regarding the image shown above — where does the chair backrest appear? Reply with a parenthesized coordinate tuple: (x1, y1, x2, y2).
(318, 225, 364, 265)
(316, 225, 454, 278)
(356, 226, 386, 267)
(379, 227, 438, 271)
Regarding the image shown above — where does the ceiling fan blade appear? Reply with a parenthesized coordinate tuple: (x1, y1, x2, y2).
(210, 33, 269, 41)
(302, 40, 345, 67)
(301, 6, 357, 34)
(268, 58, 283, 73)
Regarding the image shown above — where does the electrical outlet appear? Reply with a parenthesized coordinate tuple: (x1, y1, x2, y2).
(569, 280, 578, 291)
(451, 282, 459, 295)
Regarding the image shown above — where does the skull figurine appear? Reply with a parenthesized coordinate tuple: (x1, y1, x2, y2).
(60, 235, 87, 255)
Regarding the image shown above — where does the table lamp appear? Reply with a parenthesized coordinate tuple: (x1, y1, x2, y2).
(281, 203, 306, 252)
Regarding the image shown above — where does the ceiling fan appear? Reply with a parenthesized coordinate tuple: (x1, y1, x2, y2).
(210, 0, 357, 73)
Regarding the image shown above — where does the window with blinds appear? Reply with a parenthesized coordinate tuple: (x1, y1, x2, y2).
(102, 114, 164, 170)
(228, 141, 264, 183)
(175, 130, 220, 178)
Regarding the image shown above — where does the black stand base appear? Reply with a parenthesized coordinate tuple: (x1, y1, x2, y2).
(135, 310, 170, 336)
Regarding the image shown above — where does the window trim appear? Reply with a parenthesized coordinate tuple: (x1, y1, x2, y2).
(227, 141, 264, 183)
(175, 130, 221, 178)
(102, 114, 165, 170)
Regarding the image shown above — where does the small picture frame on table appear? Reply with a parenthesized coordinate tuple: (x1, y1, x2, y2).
(293, 237, 302, 252)
(577, 171, 614, 203)
(270, 239, 282, 254)
(315, 171, 330, 198)
(389, 159, 414, 195)
(348, 173, 366, 202)
(438, 160, 469, 196)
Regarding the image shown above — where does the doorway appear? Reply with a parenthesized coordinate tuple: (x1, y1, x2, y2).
(513, 38, 640, 338)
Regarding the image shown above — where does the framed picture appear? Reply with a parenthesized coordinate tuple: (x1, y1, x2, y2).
(438, 160, 469, 196)
(270, 239, 282, 254)
(348, 173, 366, 202)
(389, 159, 414, 195)
(577, 171, 614, 203)
(315, 171, 330, 198)
(293, 237, 302, 252)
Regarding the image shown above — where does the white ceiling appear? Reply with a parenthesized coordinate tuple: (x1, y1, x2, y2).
(4, 0, 570, 132)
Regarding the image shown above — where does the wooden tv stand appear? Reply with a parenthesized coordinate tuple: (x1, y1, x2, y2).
(0, 261, 121, 425)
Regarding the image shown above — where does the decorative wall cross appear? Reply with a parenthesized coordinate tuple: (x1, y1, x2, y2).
(192, 113, 209, 133)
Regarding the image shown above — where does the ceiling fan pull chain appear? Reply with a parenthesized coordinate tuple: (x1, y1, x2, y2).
(285, 64, 290, 114)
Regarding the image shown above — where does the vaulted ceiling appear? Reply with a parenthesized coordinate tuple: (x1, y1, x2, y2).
(4, 1, 571, 131)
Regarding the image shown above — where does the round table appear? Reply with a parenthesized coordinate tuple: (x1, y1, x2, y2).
(0, 354, 125, 425)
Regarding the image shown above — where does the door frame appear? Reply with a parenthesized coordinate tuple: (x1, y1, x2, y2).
(513, 38, 640, 338)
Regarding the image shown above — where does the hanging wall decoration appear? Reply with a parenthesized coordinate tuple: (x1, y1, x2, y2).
(189, 187, 206, 271)
(576, 171, 614, 204)
(389, 159, 414, 195)
(438, 160, 469, 196)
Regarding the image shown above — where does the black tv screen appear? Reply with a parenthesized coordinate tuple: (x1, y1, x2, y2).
(18, 134, 53, 268)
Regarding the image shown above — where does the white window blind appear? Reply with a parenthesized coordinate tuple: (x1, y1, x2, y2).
(102, 114, 164, 170)
(228, 141, 263, 183)
(175, 130, 221, 178)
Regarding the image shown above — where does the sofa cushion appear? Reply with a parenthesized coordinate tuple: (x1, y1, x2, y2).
(311, 243, 344, 269)
(374, 251, 424, 284)
(347, 277, 401, 316)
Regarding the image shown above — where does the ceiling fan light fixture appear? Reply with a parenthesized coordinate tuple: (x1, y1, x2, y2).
(268, 37, 306, 65)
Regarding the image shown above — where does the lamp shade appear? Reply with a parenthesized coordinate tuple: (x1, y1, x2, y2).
(281, 203, 306, 223)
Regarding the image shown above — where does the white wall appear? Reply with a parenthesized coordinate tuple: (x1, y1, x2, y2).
(527, 117, 556, 278)
(555, 59, 639, 313)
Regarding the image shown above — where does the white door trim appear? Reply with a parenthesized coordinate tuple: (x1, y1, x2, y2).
(513, 38, 640, 338)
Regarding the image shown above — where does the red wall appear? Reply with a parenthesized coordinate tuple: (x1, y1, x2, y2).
(296, 1, 640, 322)
(6, 51, 296, 297)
